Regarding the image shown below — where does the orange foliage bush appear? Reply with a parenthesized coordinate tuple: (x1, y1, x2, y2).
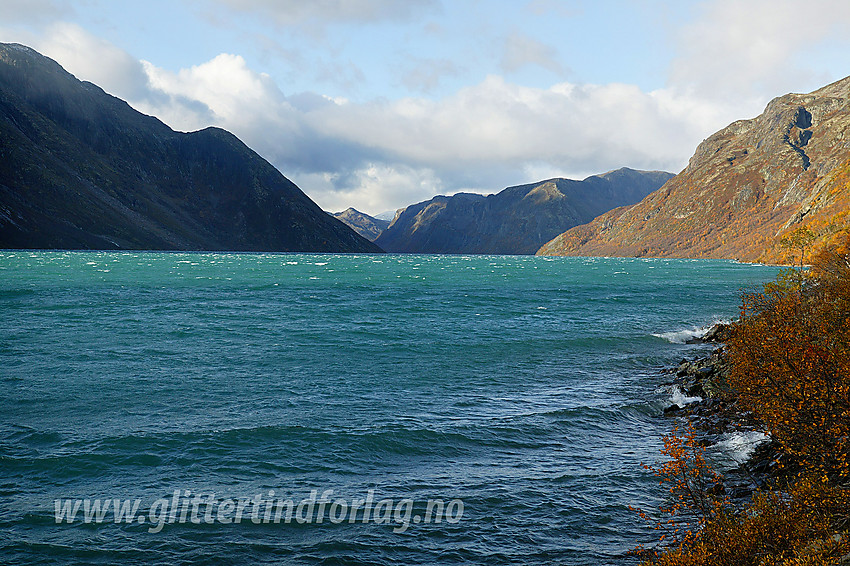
(727, 236, 850, 480)
(645, 481, 850, 566)
(640, 233, 850, 565)
(636, 423, 727, 537)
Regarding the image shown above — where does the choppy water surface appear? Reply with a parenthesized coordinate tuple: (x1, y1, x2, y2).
(0, 252, 779, 565)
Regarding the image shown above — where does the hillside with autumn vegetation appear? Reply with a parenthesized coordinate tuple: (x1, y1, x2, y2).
(538, 76, 850, 263)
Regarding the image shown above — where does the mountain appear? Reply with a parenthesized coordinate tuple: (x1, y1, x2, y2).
(0, 43, 381, 252)
(331, 208, 390, 242)
(538, 77, 850, 262)
(373, 168, 673, 254)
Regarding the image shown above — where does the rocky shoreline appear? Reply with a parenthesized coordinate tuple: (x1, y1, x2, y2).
(658, 324, 786, 500)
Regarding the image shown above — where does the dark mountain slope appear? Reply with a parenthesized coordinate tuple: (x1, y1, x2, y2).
(0, 43, 380, 252)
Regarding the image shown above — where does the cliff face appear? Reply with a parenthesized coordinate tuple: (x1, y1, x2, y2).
(538, 77, 850, 262)
(331, 208, 390, 242)
(0, 43, 381, 252)
(374, 168, 673, 254)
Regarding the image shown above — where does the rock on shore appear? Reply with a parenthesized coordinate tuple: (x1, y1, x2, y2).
(660, 324, 784, 499)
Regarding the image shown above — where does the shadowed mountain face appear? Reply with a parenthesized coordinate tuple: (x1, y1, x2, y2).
(331, 208, 390, 242)
(538, 76, 850, 262)
(0, 43, 381, 252)
(373, 168, 673, 254)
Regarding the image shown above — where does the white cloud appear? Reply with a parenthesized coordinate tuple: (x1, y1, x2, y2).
(305, 77, 713, 172)
(298, 165, 445, 214)
(140, 54, 287, 127)
(126, 53, 717, 212)
(264, 76, 733, 212)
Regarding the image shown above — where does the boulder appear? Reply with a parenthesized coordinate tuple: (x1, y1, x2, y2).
(702, 323, 732, 343)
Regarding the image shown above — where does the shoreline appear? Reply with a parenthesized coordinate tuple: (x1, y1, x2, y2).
(658, 324, 785, 501)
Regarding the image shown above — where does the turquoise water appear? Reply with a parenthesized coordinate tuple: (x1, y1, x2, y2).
(0, 252, 779, 565)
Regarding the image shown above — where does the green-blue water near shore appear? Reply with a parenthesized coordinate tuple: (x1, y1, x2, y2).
(0, 252, 780, 565)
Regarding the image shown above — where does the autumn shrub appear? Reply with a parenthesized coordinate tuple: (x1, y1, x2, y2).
(634, 424, 728, 546)
(640, 233, 850, 565)
(645, 483, 850, 566)
(726, 235, 850, 481)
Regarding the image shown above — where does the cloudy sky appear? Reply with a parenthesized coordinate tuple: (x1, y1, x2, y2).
(3, 0, 850, 215)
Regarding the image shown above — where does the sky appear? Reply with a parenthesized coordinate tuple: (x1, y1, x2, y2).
(3, 1, 850, 216)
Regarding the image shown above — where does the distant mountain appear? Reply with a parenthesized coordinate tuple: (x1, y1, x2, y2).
(331, 208, 390, 242)
(0, 43, 381, 252)
(538, 77, 850, 262)
(374, 168, 673, 254)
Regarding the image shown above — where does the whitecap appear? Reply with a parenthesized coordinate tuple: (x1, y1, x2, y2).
(712, 430, 770, 466)
(671, 385, 702, 406)
(652, 327, 704, 344)
(653, 319, 732, 344)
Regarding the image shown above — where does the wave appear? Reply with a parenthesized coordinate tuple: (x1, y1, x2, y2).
(670, 385, 702, 406)
(652, 319, 732, 344)
(711, 430, 770, 467)
(652, 327, 705, 344)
